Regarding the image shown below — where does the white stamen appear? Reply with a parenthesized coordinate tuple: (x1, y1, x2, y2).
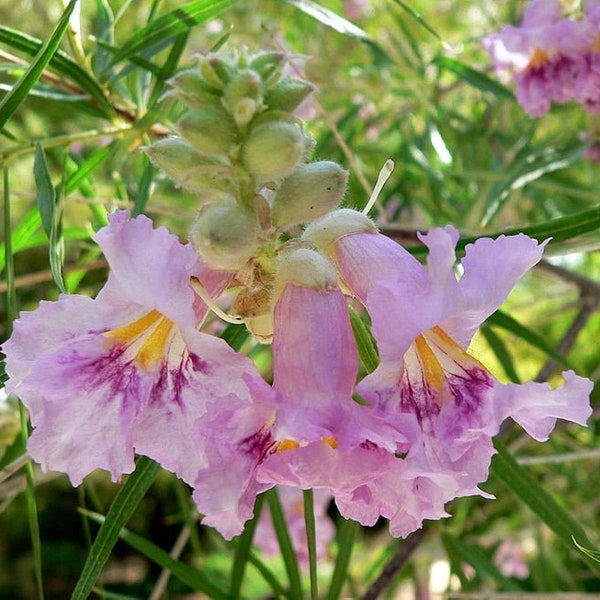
(189, 276, 244, 325)
(362, 159, 394, 215)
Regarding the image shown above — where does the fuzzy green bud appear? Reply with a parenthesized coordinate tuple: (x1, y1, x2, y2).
(199, 55, 235, 90)
(142, 137, 202, 183)
(162, 69, 221, 108)
(143, 138, 238, 197)
(249, 51, 286, 86)
(265, 78, 315, 112)
(189, 199, 261, 270)
(302, 208, 377, 250)
(274, 247, 338, 298)
(271, 161, 348, 229)
(223, 69, 264, 128)
(242, 121, 306, 182)
(176, 107, 236, 158)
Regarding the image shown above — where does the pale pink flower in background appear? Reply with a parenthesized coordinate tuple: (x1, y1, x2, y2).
(493, 538, 530, 579)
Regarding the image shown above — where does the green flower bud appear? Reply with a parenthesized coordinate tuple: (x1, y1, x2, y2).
(189, 199, 261, 270)
(199, 55, 235, 90)
(242, 121, 306, 182)
(142, 137, 201, 183)
(143, 137, 238, 197)
(176, 107, 236, 158)
(223, 69, 264, 128)
(302, 208, 377, 250)
(248, 51, 286, 86)
(271, 161, 348, 229)
(274, 247, 338, 297)
(162, 69, 221, 108)
(265, 78, 315, 112)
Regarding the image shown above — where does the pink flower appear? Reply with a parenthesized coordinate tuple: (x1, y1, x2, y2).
(192, 210, 592, 540)
(482, 0, 597, 116)
(2, 211, 269, 488)
(254, 486, 335, 568)
(303, 210, 592, 537)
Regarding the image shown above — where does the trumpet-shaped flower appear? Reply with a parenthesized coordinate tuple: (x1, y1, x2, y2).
(303, 209, 593, 537)
(2, 211, 270, 487)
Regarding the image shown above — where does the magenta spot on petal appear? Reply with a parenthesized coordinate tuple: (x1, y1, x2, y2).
(239, 426, 274, 462)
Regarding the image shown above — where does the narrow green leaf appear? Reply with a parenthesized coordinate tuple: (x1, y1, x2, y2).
(0, 0, 83, 130)
(71, 456, 162, 600)
(246, 551, 286, 596)
(148, 31, 190, 108)
(573, 538, 600, 564)
(487, 310, 572, 369)
(433, 56, 515, 100)
(110, 0, 240, 65)
(230, 493, 265, 598)
(266, 488, 303, 598)
(481, 141, 587, 227)
(65, 144, 113, 195)
(33, 144, 66, 292)
(284, 0, 369, 40)
(480, 325, 521, 384)
(33, 143, 56, 238)
(0, 26, 112, 114)
(349, 307, 380, 374)
(406, 204, 600, 259)
(81, 510, 229, 599)
(303, 490, 318, 600)
(490, 439, 600, 576)
(326, 518, 358, 600)
(391, 0, 443, 42)
(131, 157, 155, 217)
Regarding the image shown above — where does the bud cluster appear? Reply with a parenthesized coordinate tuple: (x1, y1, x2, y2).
(144, 49, 363, 342)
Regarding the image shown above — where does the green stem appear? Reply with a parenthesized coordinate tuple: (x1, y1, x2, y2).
(303, 489, 318, 600)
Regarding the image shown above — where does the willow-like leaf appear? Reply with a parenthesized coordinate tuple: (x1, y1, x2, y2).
(490, 439, 600, 576)
(266, 488, 303, 598)
(71, 457, 162, 600)
(110, 0, 239, 65)
(326, 517, 358, 600)
(0, 0, 95, 129)
(81, 509, 229, 599)
(230, 493, 265, 599)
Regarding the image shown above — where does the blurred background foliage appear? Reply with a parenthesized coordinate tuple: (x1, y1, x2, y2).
(1, 0, 600, 598)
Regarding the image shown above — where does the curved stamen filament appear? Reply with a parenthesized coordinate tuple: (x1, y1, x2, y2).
(189, 276, 245, 325)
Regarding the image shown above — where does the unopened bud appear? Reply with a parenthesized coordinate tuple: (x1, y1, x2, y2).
(176, 107, 236, 158)
(162, 69, 221, 108)
(199, 55, 235, 89)
(190, 199, 260, 270)
(275, 247, 338, 298)
(249, 51, 286, 86)
(223, 69, 264, 128)
(142, 137, 201, 182)
(242, 121, 306, 182)
(272, 161, 348, 229)
(265, 78, 315, 112)
(302, 208, 377, 250)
